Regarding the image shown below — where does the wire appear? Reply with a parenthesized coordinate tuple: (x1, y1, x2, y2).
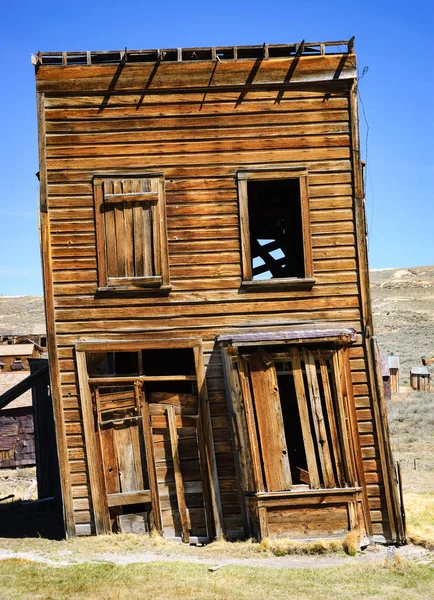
(357, 67, 374, 236)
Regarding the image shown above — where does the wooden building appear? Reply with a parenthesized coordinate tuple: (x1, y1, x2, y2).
(0, 373, 35, 468)
(410, 367, 430, 392)
(34, 39, 405, 544)
(388, 356, 400, 394)
(0, 343, 43, 372)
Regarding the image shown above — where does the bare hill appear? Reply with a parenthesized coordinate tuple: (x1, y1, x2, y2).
(370, 265, 434, 384)
(0, 296, 46, 336)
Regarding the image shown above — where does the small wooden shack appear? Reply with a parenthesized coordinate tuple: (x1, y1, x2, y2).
(388, 356, 400, 394)
(410, 367, 430, 392)
(0, 343, 42, 372)
(34, 38, 405, 545)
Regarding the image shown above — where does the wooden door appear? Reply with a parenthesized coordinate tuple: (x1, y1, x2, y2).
(94, 385, 161, 533)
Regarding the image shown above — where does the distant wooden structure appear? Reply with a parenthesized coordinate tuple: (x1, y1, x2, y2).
(380, 352, 391, 401)
(410, 367, 431, 391)
(0, 359, 64, 537)
(387, 356, 400, 394)
(0, 343, 43, 372)
(0, 373, 35, 468)
(34, 39, 405, 545)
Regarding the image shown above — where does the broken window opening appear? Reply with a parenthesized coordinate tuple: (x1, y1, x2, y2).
(237, 170, 313, 287)
(247, 179, 305, 280)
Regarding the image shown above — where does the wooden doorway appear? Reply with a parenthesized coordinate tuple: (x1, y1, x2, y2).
(93, 383, 161, 535)
(75, 339, 222, 541)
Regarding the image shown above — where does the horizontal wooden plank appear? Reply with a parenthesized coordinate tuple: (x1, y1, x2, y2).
(107, 490, 151, 507)
(37, 55, 357, 93)
(44, 89, 343, 109)
(54, 295, 360, 321)
(46, 134, 350, 158)
(47, 121, 350, 148)
(47, 147, 351, 170)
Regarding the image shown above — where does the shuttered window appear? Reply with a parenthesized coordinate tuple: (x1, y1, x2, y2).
(94, 175, 169, 290)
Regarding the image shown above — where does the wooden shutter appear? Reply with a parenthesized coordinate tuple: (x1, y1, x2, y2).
(94, 175, 169, 289)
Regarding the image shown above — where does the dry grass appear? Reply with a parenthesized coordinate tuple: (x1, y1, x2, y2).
(405, 493, 434, 550)
(0, 557, 433, 600)
(387, 389, 434, 550)
(0, 467, 37, 502)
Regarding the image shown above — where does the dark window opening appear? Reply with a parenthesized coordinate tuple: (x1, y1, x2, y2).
(87, 352, 138, 376)
(247, 179, 305, 280)
(141, 348, 195, 376)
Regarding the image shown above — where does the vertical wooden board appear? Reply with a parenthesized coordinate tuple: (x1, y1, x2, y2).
(123, 180, 135, 278)
(237, 356, 264, 492)
(300, 175, 313, 279)
(289, 347, 320, 489)
(113, 180, 126, 277)
(238, 178, 252, 281)
(100, 426, 120, 494)
(151, 177, 161, 276)
(139, 385, 163, 534)
(167, 405, 190, 542)
(130, 422, 145, 490)
(303, 348, 335, 488)
(331, 350, 356, 487)
(249, 349, 292, 492)
(133, 190, 144, 278)
(75, 350, 110, 534)
(114, 425, 138, 493)
(94, 180, 107, 288)
(157, 175, 170, 286)
(103, 180, 117, 278)
(221, 349, 254, 493)
(143, 204, 154, 276)
(318, 353, 345, 486)
(194, 343, 222, 540)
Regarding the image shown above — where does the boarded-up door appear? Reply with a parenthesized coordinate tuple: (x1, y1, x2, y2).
(94, 385, 161, 533)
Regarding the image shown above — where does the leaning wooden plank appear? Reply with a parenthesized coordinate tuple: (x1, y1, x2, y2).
(166, 405, 190, 543)
(137, 383, 163, 534)
(194, 343, 223, 539)
(338, 347, 373, 538)
(318, 353, 345, 486)
(75, 350, 111, 534)
(331, 350, 356, 487)
(237, 356, 265, 492)
(249, 349, 292, 492)
(221, 348, 254, 493)
(289, 347, 320, 489)
(303, 348, 335, 488)
(370, 339, 400, 541)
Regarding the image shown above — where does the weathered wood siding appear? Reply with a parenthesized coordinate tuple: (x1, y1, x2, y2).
(0, 409, 35, 468)
(37, 54, 391, 540)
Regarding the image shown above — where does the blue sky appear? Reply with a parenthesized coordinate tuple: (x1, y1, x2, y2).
(1, 0, 433, 295)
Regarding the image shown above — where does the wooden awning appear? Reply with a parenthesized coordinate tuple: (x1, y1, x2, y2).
(216, 327, 358, 347)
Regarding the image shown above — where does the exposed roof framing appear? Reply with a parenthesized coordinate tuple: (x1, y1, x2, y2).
(33, 38, 355, 67)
